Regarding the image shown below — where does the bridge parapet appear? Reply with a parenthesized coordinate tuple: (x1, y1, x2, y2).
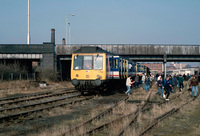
(55, 44, 200, 55)
(0, 44, 54, 54)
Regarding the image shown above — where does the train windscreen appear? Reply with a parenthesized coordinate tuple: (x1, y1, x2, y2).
(83, 56, 93, 69)
(73, 55, 103, 70)
(74, 55, 83, 70)
(94, 56, 103, 70)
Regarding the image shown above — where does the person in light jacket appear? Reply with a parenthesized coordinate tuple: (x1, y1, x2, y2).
(126, 75, 134, 95)
(141, 73, 146, 91)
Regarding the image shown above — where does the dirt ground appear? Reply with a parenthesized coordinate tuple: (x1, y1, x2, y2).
(0, 80, 74, 98)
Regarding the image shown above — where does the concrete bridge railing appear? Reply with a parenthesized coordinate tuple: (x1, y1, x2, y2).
(55, 44, 200, 55)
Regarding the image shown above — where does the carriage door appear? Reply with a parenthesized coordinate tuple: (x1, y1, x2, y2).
(119, 58, 122, 79)
(113, 57, 119, 79)
(126, 60, 129, 78)
(109, 56, 113, 79)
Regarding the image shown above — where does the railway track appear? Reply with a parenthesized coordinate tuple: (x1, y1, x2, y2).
(117, 89, 153, 136)
(0, 95, 93, 123)
(139, 96, 198, 136)
(0, 87, 75, 104)
(0, 89, 77, 108)
(61, 82, 197, 136)
(116, 84, 195, 136)
(0, 88, 94, 123)
(61, 87, 154, 136)
(62, 95, 129, 136)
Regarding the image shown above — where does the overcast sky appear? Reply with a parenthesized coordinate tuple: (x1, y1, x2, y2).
(0, 0, 199, 66)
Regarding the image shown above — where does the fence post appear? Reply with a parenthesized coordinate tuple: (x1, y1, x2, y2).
(20, 73, 21, 80)
(33, 73, 36, 81)
(11, 73, 13, 80)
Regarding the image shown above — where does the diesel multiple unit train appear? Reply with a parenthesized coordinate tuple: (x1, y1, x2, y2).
(71, 47, 150, 94)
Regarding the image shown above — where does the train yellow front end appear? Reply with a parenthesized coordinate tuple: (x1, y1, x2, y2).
(71, 48, 108, 94)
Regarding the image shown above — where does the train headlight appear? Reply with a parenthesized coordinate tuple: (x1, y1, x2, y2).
(94, 79, 101, 87)
(71, 79, 79, 86)
(76, 74, 79, 77)
(97, 74, 102, 79)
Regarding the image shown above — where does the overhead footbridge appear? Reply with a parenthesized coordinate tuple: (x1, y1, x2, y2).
(56, 44, 200, 79)
(56, 44, 200, 62)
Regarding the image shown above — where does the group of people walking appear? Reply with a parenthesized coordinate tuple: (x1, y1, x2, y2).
(125, 73, 153, 95)
(156, 74, 199, 101)
(125, 73, 199, 101)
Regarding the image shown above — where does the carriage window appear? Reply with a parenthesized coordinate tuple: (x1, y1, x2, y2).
(128, 63, 132, 72)
(74, 55, 83, 70)
(114, 59, 118, 69)
(83, 56, 93, 69)
(94, 56, 103, 69)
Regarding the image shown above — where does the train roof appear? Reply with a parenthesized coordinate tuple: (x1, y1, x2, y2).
(73, 46, 112, 54)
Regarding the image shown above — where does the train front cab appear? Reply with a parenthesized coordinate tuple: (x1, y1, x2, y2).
(71, 53, 107, 94)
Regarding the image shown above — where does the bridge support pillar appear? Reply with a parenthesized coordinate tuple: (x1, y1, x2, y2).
(163, 62, 166, 79)
(163, 54, 167, 78)
(135, 63, 137, 76)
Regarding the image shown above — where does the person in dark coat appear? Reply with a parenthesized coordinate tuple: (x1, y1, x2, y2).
(169, 75, 173, 93)
(178, 75, 184, 92)
(171, 75, 178, 93)
(187, 76, 192, 91)
(134, 75, 139, 89)
(183, 74, 187, 81)
(145, 75, 151, 92)
(176, 75, 180, 87)
(156, 77, 164, 97)
(164, 76, 172, 101)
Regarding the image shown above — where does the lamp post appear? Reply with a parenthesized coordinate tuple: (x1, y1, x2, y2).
(27, 0, 30, 44)
(68, 23, 71, 44)
(66, 14, 75, 44)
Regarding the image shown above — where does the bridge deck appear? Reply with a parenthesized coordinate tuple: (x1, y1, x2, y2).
(56, 44, 200, 62)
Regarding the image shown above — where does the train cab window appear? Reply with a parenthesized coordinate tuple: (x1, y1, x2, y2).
(94, 56, 103, 70)
(83, 56, 93, 69)
(74, 55, 83, 70)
